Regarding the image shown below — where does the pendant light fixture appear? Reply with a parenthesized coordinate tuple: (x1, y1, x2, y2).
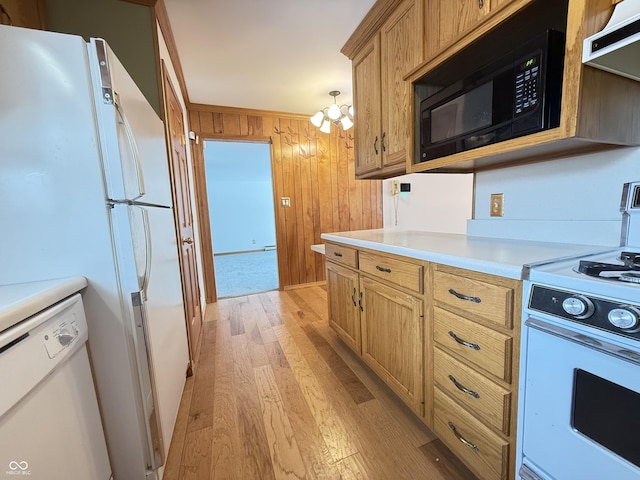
(310, 90, 354, 133)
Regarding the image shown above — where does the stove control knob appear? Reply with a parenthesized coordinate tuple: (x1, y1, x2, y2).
(608, 307, 640, 332)
(562, 296, 594, 319)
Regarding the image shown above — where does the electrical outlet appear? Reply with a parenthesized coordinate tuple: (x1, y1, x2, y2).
(391, 180, 400, 195)
(490, 193, 504, 217)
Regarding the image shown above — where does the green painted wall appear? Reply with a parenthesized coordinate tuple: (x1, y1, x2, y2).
(44, 0, 161, 117)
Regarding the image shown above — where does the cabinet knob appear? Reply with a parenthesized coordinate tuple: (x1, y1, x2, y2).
(478, 0, 484, 9)
(374, 136, 379, 155)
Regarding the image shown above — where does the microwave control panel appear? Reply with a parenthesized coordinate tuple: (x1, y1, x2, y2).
(514, 52, 541, 116)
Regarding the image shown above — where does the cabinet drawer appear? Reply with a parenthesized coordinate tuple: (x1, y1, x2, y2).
(359, 251, 423, 293)
(434, 307, 512, 382)
(434, 270, 514, 328)
(433, 388, 509, 480)
(325, 243, 358, 268)
(434, 347, 511, 434)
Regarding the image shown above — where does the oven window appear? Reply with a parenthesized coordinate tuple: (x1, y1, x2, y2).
(431, 81, 493, 143)
(572, 369, 640, 468)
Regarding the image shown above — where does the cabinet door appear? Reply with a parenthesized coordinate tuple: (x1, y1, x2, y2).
(327, 261, 361, 353)
(439, 0, 490, 49)
(352, 35, 382, 177)
(360, 276, 424, 414)
(380, 0, 422, 170)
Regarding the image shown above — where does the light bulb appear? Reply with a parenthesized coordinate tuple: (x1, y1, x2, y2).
(327, 103, 341, 120)
(348, 105, 354, 117)
(340, 116, 353, 130)
(310, 111, 324, 127)
(320, 119, 331, 134)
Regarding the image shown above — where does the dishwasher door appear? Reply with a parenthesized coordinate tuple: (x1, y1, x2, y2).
(0, 294, 112, 480)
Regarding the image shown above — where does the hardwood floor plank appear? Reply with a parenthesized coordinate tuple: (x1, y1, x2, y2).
(232, 333, 276, 479)
(250, 294, 278, 344)
(419, 438, 479, 480)
(254, 364, 307, 479)
(264, 341, 341, 480)
(179, 426, 213, 480)
(210, 314, 241, 479)
(228, 296, 247, 336)
(273, 324, 359, 462)
(300, 323, 374, 405)
(186, 322, 217, 433)
(165, 288, 483, 480)
(334, 452, 369, 480)
(258, 290, 285, 326)
(313, 319, 436, 448)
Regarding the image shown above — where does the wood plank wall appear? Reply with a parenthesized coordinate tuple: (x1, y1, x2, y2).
(188, 104, 383, 291)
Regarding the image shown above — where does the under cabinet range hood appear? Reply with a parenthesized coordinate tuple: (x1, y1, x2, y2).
(583, 0, 640, 81)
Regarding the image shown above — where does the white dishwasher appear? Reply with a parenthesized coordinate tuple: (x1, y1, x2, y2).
(0, 293, 112, 480)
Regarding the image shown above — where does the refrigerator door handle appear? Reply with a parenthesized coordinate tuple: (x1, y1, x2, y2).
(131, 291, 165, 471)
(115, 97, 146, 200)
(140, 207, 152, 300)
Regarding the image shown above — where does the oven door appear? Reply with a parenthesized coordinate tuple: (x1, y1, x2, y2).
(520, 318, 640, 480)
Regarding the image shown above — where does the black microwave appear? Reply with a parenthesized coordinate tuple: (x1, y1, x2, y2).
(419, 30, 565, 162)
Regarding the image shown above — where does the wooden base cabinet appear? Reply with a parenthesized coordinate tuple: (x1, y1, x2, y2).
(360, 276, 424, 414)
(325, 242, 426, 416)
(428, 264, 521, 480)
(327, 261, 361, 353)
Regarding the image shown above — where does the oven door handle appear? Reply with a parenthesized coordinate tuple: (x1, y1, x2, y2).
(525, 317, 640, 366)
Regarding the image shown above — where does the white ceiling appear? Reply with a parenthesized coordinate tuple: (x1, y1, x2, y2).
(163, 0, 376, 115)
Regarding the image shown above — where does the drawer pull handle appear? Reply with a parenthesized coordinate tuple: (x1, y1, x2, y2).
(359, 291, 363, 312)
(448, 422, 478, 451)
(333, 252, 343, 257)
(448, 375, 480, 399)
(448, 288, 481, 303)
(448, 331, 481, 351)
(376, 265, 392, 273)
(351, 288, 357, 307)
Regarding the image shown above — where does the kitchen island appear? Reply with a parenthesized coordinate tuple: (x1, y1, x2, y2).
(319, 229, 613, 480)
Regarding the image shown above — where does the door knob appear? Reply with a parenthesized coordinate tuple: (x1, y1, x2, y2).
(182, 236, 194, 245)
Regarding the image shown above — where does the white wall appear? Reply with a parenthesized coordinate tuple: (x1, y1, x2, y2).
(204, 141, 276, 254)
(382, 173, 474, 233)
(468, 146, 640, 245)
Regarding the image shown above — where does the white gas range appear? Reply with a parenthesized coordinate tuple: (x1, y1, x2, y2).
(517, 182, 640, 480)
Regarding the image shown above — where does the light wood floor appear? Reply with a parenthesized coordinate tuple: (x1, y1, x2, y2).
(163, 285, 477, 480)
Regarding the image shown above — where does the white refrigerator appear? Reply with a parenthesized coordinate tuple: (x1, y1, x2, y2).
(0, 25, 190, 479)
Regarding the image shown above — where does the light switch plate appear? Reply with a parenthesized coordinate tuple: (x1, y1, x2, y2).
(490, 193, 504, 217)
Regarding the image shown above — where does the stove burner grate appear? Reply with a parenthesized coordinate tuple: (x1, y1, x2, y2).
(577, 251, 640, 283)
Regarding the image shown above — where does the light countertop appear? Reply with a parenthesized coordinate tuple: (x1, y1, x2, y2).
(320, 230, 615, 279)
(0, 276, 88, 333)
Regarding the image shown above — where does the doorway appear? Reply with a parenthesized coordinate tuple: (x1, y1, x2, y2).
(204, 140, 279, 298)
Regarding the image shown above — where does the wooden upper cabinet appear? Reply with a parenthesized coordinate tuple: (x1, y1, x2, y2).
(412, 0, 640, 173)
(353, 37, 383, 177)
(347, 0, 423, 179)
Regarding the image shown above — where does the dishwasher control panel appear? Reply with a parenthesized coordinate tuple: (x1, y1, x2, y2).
(43, 316, 80, 358)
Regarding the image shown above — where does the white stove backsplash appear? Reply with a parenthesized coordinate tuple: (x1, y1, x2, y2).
(466, 219, 622, 246)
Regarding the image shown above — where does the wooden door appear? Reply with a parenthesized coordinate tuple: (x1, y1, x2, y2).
(326, 261, 361, 354)
(360, 276, 424, 414)
(380, 0, 421, 169)
(352, 35, 382, 177)
(162, 66, 203, 373)
(0, 0, 45, 28)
